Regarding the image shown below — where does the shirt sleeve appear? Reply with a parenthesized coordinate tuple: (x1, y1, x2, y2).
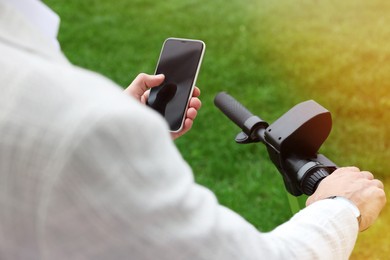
(40, 102, 358, 260)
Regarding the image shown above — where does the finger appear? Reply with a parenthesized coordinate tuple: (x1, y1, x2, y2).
(171, 119, 192, 140)
(192, 87, 201, 97)
(371, 179, 384, 189)
(186, 107, 198, 120)
(182, 118, 193, 132)
(342, 166, 361, 172)
(334, 166, 360, 175)
(360, 171, 374, 180)
(188, 97, 202, 110)
(140, 90, 150, 104)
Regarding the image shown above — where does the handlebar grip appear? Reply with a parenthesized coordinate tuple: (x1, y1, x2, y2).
(214, 92, 254, 130)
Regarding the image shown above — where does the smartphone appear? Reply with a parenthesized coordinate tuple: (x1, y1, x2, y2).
(147, 38, 205, 132)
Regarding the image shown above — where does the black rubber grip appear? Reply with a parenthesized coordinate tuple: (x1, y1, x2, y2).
(301, 168, 330, 195)
(214, 92, 254, 130)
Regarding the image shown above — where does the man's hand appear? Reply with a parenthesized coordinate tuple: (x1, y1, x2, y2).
(124, 73, 201, 140)
(306, 167, 386, 232)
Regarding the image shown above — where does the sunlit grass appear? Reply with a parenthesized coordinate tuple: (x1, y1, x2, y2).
(250, 0, 390, 177)
(45, 0, 389, 258)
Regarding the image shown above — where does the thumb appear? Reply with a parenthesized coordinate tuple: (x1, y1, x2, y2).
(125, 73, 165, 100)
(141, 73, 165, 89)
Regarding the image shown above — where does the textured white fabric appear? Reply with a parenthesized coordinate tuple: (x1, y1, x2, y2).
(0, 2, 359, 259)
(2, 0, 60, 50)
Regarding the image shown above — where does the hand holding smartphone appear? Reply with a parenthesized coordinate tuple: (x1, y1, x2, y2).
(147, 38, 205, 132)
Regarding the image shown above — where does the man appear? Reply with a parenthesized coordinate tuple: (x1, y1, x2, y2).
(0, 0, 386, 259)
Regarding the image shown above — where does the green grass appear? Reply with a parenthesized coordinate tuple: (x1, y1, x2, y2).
(45, 0, 389, 258)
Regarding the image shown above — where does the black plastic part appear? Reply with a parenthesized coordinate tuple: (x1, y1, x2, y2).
(214, 92, 338, 197)
(264, 100, 332, 158)
(235, 132, 251, 143)
(301, 168, 330, 195)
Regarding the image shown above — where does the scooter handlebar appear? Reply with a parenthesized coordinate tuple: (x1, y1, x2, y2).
(214, 92, 255, 130)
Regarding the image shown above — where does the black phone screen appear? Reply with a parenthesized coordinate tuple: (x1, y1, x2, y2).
(147, 38, 205, 132)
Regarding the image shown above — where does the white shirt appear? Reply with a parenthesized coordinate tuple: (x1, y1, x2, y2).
(3, 0, 60, 50)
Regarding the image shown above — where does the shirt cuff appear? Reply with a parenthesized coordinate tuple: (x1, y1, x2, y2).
(326, 196, 361, 225)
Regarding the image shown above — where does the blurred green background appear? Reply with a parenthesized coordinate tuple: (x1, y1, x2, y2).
(45, 0, 389, 258)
